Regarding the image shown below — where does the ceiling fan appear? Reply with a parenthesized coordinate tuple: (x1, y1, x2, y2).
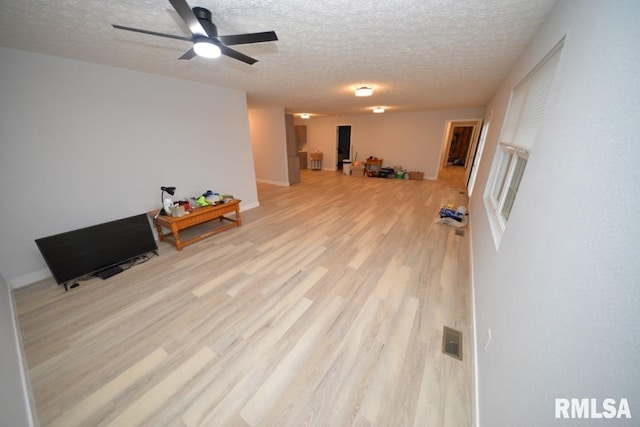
(112, 0, 278, 65)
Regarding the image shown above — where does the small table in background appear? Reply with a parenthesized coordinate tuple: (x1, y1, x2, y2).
(364, 158, 383, 176)
(310, 152, 323, 170)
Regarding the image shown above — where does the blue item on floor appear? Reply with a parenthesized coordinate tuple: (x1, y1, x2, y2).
(439, 207, 464, 222)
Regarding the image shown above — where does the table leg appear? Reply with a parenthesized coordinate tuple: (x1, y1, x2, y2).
(235, 204, 242, 226)
(155, 223, 165, 241)
(170, 224, 183, 251)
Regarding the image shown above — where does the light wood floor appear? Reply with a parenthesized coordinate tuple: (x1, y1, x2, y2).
(15, 170, 473, 427)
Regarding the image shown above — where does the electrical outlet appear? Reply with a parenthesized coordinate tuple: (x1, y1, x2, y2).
(483, 328, 492, 351)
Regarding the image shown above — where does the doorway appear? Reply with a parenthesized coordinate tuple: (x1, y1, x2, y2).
(336, 125, 351, 170)
(439, 120, 482, 187)
(446, 125, 474, 166)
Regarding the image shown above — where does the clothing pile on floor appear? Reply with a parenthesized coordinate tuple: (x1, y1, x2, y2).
(436, 205, 468, 228)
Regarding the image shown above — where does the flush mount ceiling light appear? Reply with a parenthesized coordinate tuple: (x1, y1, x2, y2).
(355, 86, 373, 97)
(300, 113, 310, 119)
(373, 107, 385, 113)
(193, 37, 221, 58)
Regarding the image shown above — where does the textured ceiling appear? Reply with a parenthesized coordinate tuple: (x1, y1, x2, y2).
(0, 0, 557, 116)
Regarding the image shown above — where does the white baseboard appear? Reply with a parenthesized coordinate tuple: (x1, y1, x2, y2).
(256, 178, 290, 186)
(10, 268, 51, 289)
(240, 201, 260, 211)
(468, 227, 481, 427)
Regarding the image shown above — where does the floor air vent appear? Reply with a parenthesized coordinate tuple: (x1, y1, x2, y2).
(442, 326, 463, 360)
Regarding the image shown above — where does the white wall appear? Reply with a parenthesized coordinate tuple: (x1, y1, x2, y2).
(0, 48, 259, 287)
(295, 108, 484, 177)
(248, 107, 289, 186)
(0, 272, 37, 426)
(470, 1, 640, 425)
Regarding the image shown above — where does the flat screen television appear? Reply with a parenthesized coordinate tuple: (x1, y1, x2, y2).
(35, 213, 157, 288)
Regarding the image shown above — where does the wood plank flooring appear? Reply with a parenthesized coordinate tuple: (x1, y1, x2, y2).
(15, 169, 473, 427)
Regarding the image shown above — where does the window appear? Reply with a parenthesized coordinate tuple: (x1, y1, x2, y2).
(485, 41, 563, 245)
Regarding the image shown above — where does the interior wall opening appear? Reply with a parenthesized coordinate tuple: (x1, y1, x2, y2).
(336, 125, 352, 170)
(439, 119, 482, 187)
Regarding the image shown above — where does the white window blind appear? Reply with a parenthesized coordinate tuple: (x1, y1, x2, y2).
(500, 47, 562, 151)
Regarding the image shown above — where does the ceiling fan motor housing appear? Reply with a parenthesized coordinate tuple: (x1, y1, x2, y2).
(192, 7, 218, 37)
(192, 7, 211, 21)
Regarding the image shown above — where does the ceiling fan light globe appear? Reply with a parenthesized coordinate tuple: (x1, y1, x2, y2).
(194, 40, 221, 58)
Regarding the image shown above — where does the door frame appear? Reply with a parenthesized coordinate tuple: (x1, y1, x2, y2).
(466, 112, 492, 196)
(438, 119, 482, 178)
(439, 120, 482, 169)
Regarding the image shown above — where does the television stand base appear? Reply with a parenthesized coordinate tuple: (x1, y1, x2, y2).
(97, 265, 124, 280)
(59, 251, 158, 291)
(63, 282, 79, 291)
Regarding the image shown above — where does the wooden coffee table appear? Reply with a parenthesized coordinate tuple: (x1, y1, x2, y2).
(149, 199, 241, 251)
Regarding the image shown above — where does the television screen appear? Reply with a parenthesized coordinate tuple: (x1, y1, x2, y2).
(35, 213, 157, 286)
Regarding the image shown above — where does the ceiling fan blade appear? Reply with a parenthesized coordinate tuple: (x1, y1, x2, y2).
(112, 24, 191, 42)
(178, 47, 197, 60)
(169, 0, 208, 37)
(218, 31, 278, 46)
(220, 45, 257, 65)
